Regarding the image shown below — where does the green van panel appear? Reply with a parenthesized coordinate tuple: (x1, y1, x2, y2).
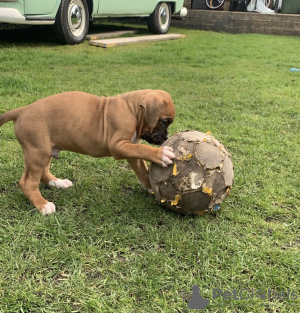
(24, 0, 59, 15)
(97, 0, 158, 16)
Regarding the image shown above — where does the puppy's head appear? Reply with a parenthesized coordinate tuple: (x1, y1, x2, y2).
(139, 90, 175, 145)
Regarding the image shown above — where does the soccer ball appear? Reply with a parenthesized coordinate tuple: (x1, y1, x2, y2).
(149, 130, 234, 215)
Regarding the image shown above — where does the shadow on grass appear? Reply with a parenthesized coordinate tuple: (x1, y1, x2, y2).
(0, 20, 149, 46)
(0, 24, 57, 46)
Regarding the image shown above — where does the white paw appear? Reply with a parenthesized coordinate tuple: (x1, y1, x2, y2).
(161, 146, 175, 167)
(49, 179, 73, 189)
(41, 202, 56, 215)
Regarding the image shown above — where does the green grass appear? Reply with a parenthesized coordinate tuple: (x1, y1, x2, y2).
(0, 22, 299, 312)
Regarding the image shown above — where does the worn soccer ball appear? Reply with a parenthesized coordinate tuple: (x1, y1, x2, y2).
(149, 130, 234, 215)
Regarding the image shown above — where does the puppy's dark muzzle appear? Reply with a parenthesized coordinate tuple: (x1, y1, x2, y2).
(142, 129, 168, 145)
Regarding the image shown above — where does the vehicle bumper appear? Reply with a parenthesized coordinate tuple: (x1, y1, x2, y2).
(0, 8, 55, 25)
(179, 7, 188, 17)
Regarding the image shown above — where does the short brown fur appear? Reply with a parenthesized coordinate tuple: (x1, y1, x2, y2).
(0, 90, 175, 214)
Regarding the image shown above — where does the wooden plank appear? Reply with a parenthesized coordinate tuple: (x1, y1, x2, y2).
(89, 34, 186, 48)
(86, 30, 138, 40)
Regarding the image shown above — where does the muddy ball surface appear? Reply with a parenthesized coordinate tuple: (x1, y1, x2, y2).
(149, 130, 234, 215)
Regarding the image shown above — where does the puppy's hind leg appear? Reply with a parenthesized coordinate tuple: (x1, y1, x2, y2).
(127, 158, 152, 193)
(41, 157, 73, 190)
(19, 150, 56, 215)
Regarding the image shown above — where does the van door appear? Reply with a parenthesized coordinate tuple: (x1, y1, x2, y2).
(25, 0, 59, 15)
(97, 0, 157, 16)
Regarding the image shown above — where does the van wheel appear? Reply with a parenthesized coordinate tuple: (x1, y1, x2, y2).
(147, 2, 171, 34)
(55, 0, 89, 45)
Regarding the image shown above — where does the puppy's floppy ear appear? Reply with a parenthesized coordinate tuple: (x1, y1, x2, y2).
(139, 93, 167, 128)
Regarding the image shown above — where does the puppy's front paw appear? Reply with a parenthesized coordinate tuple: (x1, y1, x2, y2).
(41, 202, 56, 215)
(49, 179, 73, 189)
(161, 146, 175, 167)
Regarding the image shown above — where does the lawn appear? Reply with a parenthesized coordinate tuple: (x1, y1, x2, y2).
(0, 21, 299, 313)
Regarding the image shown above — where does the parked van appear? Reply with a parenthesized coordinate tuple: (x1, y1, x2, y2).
(0, 0, 186, 44)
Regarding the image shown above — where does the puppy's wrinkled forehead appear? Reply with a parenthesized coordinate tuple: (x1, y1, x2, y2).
(159, 91, 175, 119)
(139, 90, 175, 128)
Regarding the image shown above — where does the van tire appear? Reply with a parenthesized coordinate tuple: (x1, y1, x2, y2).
(55, 0, 89, 45)
(147, 2, 171, 34)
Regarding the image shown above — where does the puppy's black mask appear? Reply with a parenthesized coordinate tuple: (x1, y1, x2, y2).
(142, 118, 173, 145)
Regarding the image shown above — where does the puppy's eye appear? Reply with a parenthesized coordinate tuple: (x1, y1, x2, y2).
(161, 118, 172, 127)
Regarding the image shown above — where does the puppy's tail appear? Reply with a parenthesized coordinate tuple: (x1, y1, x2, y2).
(0, 108, 22, 127)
